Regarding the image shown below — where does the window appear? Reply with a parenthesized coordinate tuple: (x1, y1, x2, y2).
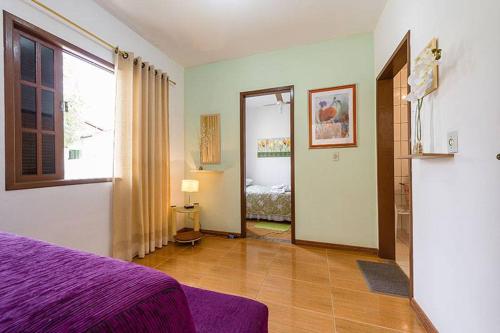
(62, 52, 115, 180)
(4, 12, 115, 190)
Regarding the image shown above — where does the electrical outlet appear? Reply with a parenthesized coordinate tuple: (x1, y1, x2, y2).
(447, 131, 458, 153)
(332, 152, 340, 161)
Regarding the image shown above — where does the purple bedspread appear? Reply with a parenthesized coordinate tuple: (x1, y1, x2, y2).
(0, 232, 195, 333)
(183, 286, 268, 333)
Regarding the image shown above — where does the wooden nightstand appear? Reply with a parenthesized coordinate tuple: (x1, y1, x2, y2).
(171, 205, 202, 246)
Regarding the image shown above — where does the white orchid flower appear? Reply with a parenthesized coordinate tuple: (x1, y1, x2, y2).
(405, 47, 439, 102)
(404, 43, 441, 154)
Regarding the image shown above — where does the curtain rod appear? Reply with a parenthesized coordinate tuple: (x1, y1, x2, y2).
(30, 0, 177, 86)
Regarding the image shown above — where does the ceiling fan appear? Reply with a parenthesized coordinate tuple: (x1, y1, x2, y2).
(263, 93, 290, 112)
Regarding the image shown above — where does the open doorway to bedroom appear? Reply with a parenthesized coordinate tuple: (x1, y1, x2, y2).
(240, 86, 295, 243)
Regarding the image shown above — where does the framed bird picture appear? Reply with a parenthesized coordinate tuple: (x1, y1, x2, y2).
(308, 84, 357, 149)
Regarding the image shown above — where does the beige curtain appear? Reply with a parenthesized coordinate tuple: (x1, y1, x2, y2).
(112, 52, 171, 261)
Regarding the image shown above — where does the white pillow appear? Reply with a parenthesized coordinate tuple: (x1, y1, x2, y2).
(246, 178, 254, 186)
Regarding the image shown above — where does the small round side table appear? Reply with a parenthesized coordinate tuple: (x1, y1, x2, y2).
(171, 205, 202, 246)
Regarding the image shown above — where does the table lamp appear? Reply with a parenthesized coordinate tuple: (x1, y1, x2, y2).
(181, 179, 199, 209)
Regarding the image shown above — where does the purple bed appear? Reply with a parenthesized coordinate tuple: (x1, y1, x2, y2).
(0, 232, 268, 332)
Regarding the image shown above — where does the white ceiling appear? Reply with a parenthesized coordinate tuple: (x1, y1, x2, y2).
(95, 0, 387, 67)
(246, 92, 291, 109)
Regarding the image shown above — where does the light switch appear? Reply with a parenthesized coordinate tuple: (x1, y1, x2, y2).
(447, 131, 458, 153)
(332, 152, 340, 161)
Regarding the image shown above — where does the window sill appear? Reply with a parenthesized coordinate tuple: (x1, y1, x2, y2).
(6, 177, 112, 191)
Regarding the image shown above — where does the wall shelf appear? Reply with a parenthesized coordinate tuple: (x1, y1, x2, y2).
(397, 153, 455, 160)
(190, 169, 224, 173)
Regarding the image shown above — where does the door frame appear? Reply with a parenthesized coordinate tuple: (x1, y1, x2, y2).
(239, 85, 295, 243)
(376, 31, 414, 297)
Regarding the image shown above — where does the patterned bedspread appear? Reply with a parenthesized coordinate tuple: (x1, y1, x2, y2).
(246, 185, 291, 222)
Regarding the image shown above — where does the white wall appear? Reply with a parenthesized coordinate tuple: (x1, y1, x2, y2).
(374, 1, 500, 332)
(245, 102, 291, 187)
(0, 0, 185, 256)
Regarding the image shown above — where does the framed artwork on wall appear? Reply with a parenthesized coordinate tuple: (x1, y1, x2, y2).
(257, 137, 291, 157)
(308, 84, 357, 148)
(200, 114, 221, 164)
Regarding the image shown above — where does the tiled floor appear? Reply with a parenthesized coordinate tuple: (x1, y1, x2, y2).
(133, 235, 425, 333)
(396, 237, 410, 277)
(246, 220, 291, 243)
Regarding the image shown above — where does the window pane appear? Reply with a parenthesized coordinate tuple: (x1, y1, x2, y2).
(41, 90, 55, 130)
(68, 149, 81, 160)
(21, 85, 37, 129)
(22, 132, 37, 175)
(41, 46, 54, 87)
(63, 52, 115, 180)
(20, 36, 36, 82)
(42, 134, 56, 174)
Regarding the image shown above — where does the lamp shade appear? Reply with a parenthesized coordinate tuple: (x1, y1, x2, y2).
(181, 179, 199, 193)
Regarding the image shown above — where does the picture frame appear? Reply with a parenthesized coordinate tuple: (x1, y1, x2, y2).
(308, 84, 357, 149)
(419, 38, 439, 97)
(200, 113, 221, 164)
(257, 137, 291, 158)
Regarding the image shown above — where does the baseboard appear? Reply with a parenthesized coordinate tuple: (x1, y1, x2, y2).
(410, 298, 438, 333)
(201, 228, 241, 237)
(295, 239, 378, 255)
(177, 229, 376, 254)
(177, 227, 241, 237)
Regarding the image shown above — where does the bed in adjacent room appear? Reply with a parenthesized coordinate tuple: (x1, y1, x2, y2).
(246, 183, 291, 222)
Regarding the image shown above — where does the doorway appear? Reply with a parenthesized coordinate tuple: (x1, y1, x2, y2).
(376, 31, 413, 296)
(240, 86, 295, 243)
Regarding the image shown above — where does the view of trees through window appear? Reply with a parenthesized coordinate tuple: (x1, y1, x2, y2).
(63, 53, 115, 179)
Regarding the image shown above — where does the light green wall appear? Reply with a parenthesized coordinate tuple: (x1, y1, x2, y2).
(185, 33, 377, 247)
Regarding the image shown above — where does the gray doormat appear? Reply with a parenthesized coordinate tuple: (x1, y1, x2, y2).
(357, 260, 409, 297)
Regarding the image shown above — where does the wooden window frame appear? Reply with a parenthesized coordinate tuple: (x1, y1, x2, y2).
(14, 30, 64, 183)
(4, 11, 114, 190)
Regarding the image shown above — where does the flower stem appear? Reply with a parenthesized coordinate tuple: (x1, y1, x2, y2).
(416, 98, 423, 142)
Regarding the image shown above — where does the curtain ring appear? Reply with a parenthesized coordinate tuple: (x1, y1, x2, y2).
(141, 63, 145, 69)
(122, 52, 129, 59)
(155, 70, 158, 76)
(133, 59, 138, 65)
(114, 47, 119, 54)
